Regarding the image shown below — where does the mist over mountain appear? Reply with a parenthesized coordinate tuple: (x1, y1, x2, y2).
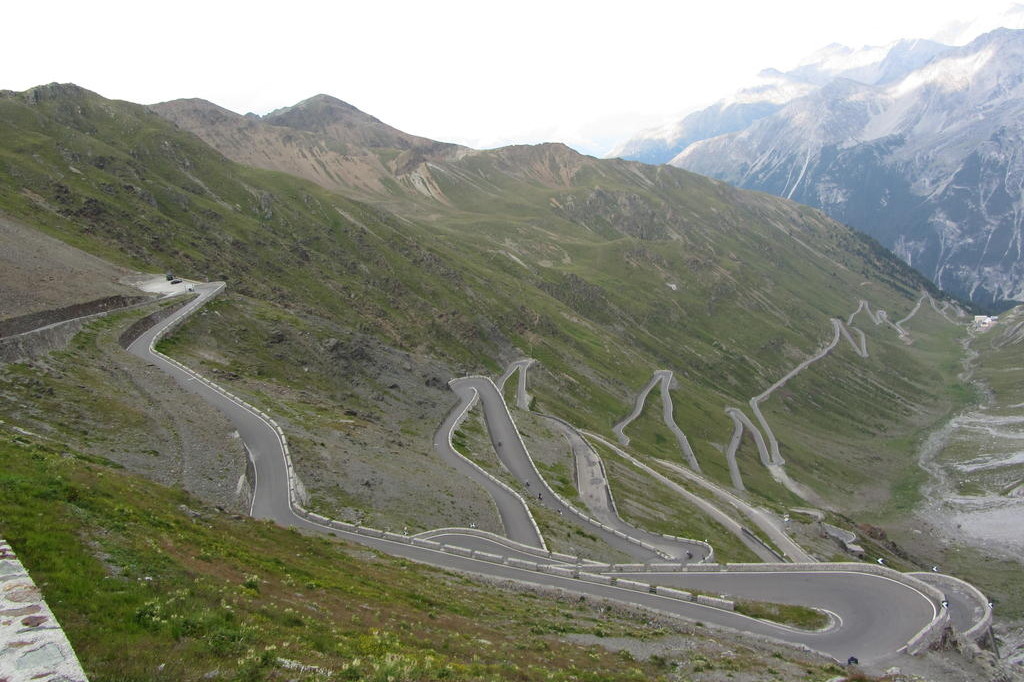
(615, 27, 1024, 309)
(607, 38, 947, 165)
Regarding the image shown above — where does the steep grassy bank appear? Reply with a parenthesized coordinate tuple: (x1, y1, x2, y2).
(0, 432, 852, 681)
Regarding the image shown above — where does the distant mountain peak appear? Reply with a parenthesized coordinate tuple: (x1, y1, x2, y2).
(262, 94, 386, 133)
(269, 93, 368, 117)
(668, 27, 1024, 308)
(19, 82, 97, 103)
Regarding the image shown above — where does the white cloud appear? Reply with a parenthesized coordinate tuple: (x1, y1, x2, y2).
(3, 0, 1019, 156)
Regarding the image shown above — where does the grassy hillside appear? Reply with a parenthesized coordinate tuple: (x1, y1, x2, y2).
(0, 83, 968, 540)
(2, 429, 855, 681)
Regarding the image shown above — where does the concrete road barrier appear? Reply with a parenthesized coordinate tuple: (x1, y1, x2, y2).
(578, 572, 613, 585)
(506, 557, 539, 571)
(614, 578, 651, 592)
(473, 551, 505, 564)
(654, 586, 693, 601)
(442, 545, 473, 558)
(411, 537, 442, 549)
(695, 594, 735, 610)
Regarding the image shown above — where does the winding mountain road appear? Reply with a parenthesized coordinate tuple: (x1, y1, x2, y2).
(433, 380, 545, 548)
(497, 358, 534, 409)
(724, 293, 963, 497)
(749, 318, 861, 466)
(613, 370, 701, 471)
(652, 457, 815, 563)
(444, 375, 673, 561)
(623, 568, 938, 660)
(495, 361, 712, 561)
(539, 414, 712, 561)
(120, 281, 989, 669)
(582, 431, 777, 562)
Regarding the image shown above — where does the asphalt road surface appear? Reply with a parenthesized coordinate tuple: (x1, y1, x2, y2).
(451, 375, 698, 562)
(127, 282, 291, 523)
(618, 569, 937, 664)
(432, 381, 545, 548)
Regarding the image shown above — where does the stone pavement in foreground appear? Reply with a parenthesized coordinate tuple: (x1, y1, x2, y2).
(1, 537, 87, 681)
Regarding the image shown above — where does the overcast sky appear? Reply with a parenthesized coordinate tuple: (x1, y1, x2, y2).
(4, 1, 1021, 155)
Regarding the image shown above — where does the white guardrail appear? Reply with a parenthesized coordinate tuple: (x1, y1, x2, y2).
(908, 571, 993, 644)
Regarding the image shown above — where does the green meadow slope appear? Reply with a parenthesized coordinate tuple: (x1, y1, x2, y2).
(0, 83, 969, 526)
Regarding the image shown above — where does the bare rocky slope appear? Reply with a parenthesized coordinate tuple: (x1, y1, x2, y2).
(152, 95, 468, 201)
(0, 213, 140, 320)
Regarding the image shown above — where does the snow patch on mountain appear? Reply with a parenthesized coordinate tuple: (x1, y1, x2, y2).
(662, 27, 1024, 307)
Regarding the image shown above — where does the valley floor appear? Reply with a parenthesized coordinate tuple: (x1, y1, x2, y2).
(906, 318, 1024, 668)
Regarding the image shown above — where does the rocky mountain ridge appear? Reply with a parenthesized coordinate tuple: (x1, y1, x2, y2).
(615, 28, 1024, 309)
(152, 94, 468, 201)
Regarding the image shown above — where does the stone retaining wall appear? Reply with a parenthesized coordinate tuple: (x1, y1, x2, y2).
(0, 294, 168, 365)
(0, 538, 88, 681)
(117, 298, 192, 349)
(909, 572, 993, 643)
(0, 318, 88, 364)
(0, 295, 147, 337)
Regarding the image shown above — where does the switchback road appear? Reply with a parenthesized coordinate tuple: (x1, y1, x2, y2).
(122, 281, 988, 669)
